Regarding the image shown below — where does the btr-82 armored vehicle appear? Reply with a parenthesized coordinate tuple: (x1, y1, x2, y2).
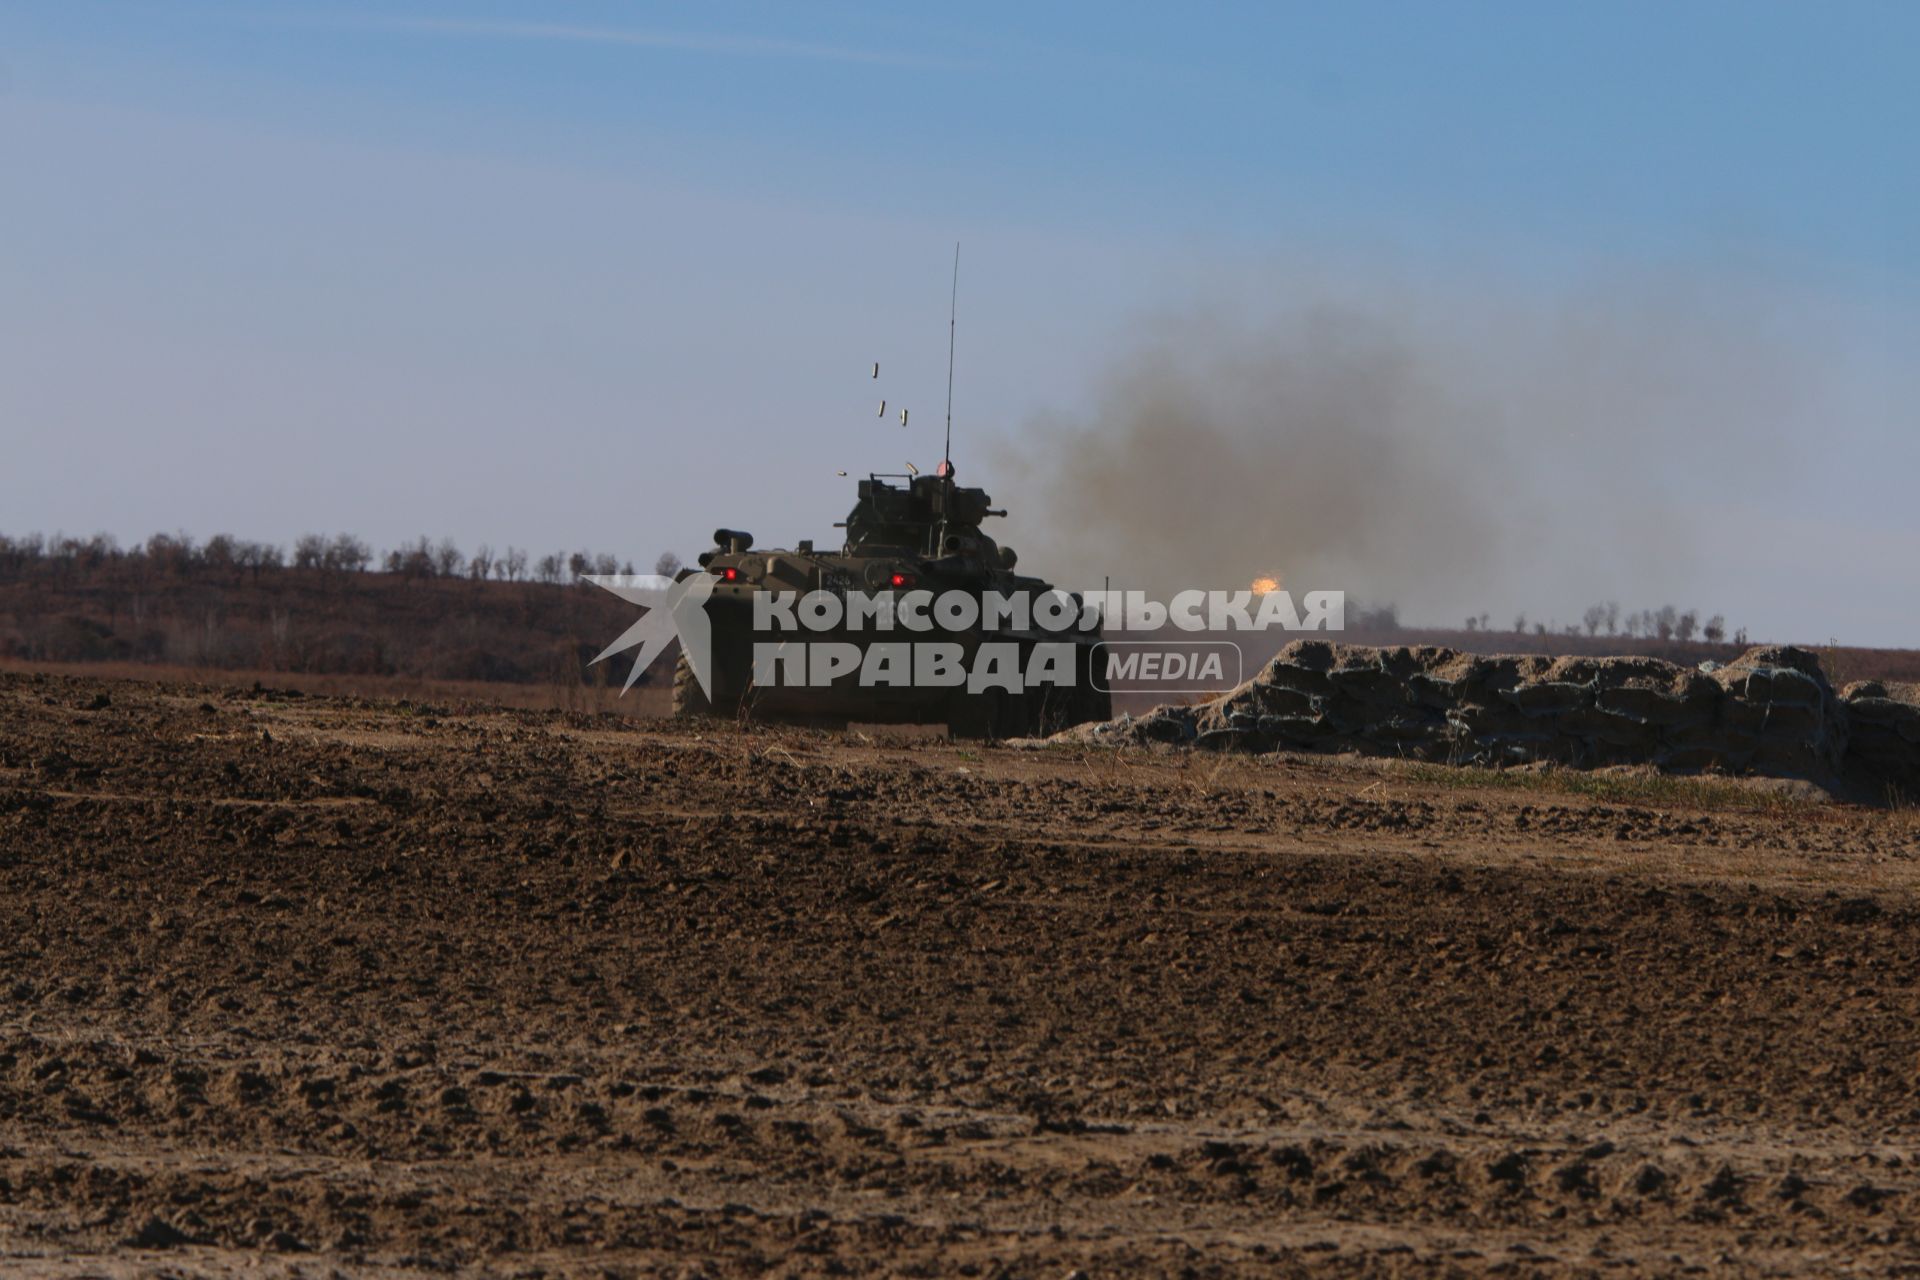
(675, 466, 1110, 738)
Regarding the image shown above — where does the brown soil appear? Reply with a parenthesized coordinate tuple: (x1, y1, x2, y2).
(0, 658, 672, 719)
(4, 671, 1920, 1276)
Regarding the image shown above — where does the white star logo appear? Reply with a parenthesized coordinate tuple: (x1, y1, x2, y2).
(583, 572, 717, 696)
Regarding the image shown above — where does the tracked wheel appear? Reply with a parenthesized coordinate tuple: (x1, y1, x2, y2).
(671, 651, 713, 719)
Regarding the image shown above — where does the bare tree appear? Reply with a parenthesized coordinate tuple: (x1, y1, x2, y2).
(145, 532, 195, 577)
(503, 547, 528, 582)
(235, 540, 282, 579)
(203, 534, 238, 574)
(469, 544, 494, 580)
(654, 551, 684, 578)
(1604, 601, 1619, 636)
(0, 534, 36, 577)
(388, 536, 436, 579)
(1703, 614, 1726, 644)
(434, 538, 465, 578)
(1654, 605, 1678, 641)
(326, 534, 372, 573)
(1674, 610, 1698, 643)
(1582, 604, 1605, 636)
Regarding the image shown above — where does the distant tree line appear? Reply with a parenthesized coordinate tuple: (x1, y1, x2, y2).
(1338, 599, 1747, 649)
(1457, 602, 1746, 647)
(0, 530, 687, 682)
(0, 531, 683, 588)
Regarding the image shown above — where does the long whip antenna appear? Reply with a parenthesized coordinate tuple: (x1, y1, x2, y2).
(943, 242, 959, 466)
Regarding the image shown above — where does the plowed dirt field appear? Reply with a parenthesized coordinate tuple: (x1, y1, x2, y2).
(4, 672, 1920, 1276)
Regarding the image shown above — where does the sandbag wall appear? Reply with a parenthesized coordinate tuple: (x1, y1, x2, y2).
(1071, 641, 1920, 791)
(1839, 680, 1920, 792)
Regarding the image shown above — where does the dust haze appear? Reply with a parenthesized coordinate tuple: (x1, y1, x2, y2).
(990, 274, 1826, 630)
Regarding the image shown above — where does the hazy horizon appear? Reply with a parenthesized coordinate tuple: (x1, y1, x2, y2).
(5, 3, 1916, 645)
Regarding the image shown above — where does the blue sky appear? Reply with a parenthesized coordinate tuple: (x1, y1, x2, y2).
(3, 2, 1916, 641)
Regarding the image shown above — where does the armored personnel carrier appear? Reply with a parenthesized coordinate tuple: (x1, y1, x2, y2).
(675, 466, 1109, 737)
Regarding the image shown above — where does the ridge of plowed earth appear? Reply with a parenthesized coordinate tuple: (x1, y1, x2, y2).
(2, 670, 1920, 1276)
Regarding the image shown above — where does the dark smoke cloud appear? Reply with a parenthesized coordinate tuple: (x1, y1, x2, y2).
(989, 275, 1821, 629)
